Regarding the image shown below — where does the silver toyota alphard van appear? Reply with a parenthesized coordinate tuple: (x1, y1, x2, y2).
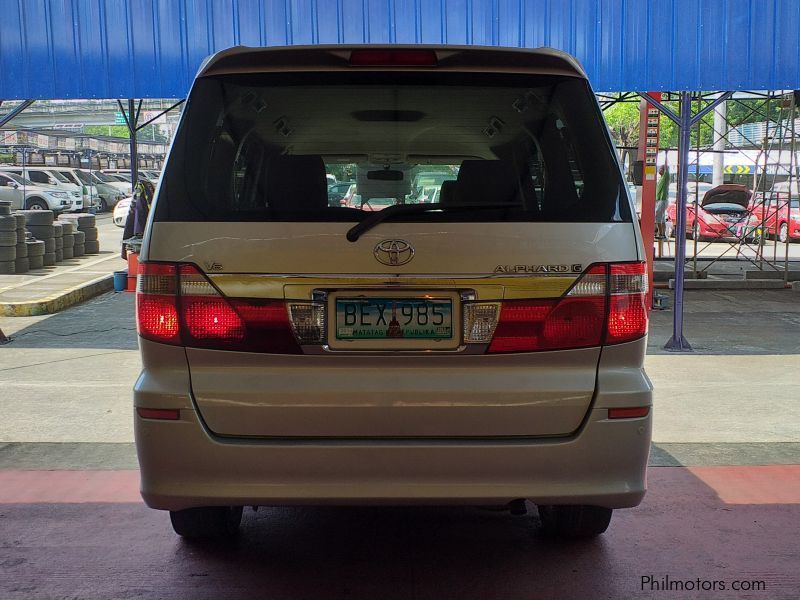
(134, 45, 652, 539)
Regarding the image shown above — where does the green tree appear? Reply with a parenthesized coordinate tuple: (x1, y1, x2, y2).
(603, 97, 640, 148)
(83, 124, 168, 143)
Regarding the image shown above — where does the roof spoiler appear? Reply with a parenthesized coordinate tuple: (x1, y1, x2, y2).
(196, 45, 588, 80)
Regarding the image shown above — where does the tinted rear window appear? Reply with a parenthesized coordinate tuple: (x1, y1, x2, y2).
(155, 72, 629, 223)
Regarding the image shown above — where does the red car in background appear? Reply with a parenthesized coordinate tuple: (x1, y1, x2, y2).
(748, 185, 800, 243)
(668, 184, 752, 241)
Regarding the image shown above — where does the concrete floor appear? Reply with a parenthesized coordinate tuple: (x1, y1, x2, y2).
(1, 288, 799, 598)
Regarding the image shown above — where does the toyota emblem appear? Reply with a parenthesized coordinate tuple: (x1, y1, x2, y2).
(374, 239, 415, 266)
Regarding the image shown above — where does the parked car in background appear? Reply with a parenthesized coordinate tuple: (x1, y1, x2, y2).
(0, 166, 84, 211)
(327, 181, 355, 207)
(668, 184, 752, 241)
(113, 196, 133, 227)
(138, 170, 161, 183)
(92, 170, 131, 195)
(750, 188, 800, 242)
(103, 172, 135, 187)
(53, 168, 98, 211)
(0, 172, 26, 209)
(0, 171, 71, 211)
(60, 169, 124, 211)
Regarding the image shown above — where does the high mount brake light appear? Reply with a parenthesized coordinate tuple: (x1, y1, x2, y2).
(349, 49, 438, 67)
(136, 263, 308, 353)
(464, 262, 648, 354)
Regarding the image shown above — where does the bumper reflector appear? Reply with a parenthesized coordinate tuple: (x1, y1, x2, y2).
(608, 407, 650, 419)
(136, 407, 180, 420)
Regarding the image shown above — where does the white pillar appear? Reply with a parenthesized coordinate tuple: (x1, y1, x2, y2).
(712, 101, 727, 186)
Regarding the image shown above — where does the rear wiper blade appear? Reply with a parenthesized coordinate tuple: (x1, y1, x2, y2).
(346, 202, 521, 242)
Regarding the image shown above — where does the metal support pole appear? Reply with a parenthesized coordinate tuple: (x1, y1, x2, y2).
(712, 102, 727, 186)
(128, 99, 139, 188)
(664, 91, 693, 352)
(0, 99, 35, 128)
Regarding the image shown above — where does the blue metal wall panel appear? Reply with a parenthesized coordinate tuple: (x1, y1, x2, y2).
(1, 0, 800, 99)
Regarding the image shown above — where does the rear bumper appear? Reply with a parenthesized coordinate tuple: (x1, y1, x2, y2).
(135, 405, 651, 510)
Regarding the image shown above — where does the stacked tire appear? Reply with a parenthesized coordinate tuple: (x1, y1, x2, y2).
(0, 201, 17, 274)
(13, 212, 28, 273)
(61, 220, 76, 259)
(26, 232, 45, 270)
(59, 213, 97, 255)
(21, 210, 57, 266)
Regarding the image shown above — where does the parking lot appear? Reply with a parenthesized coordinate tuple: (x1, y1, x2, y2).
(1, 288, 798, 599)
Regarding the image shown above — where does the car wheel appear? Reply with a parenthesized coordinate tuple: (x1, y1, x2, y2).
(169, 506, 243, 539)
(98, 198, 108, 212)
(778, 223, 788, 243)
(538, 504, 613, 538)
(25, 198, 48, 211)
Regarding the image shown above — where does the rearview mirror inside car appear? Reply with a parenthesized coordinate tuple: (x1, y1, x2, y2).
(367, 169, 403, 181)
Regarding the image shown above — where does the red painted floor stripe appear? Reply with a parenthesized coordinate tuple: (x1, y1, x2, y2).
(0, 465, 798, 505)
(0, 470, 140, 503)
(687, 464, 800, 504)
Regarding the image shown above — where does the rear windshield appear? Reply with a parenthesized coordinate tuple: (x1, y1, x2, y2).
(155, 72, 629, 223)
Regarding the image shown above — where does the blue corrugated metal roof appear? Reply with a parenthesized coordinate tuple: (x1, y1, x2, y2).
(1, 0, 799, 99)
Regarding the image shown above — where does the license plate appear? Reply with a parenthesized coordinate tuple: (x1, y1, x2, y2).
(336, 298, 453, 340)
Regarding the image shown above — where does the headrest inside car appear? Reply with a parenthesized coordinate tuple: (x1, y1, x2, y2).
(266, 155, 328, 211)
(455, 160, 523, 205)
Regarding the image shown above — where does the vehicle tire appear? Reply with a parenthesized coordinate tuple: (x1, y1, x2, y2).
(73, 243, 85, 257)
(98, 198, 108, 212)
(44, 238, 56, 253)
(59, 221, 75, 234)
(52, 223, 63, 238)
(28, 254, 44, 270)
(25, 197, 49, 211)
(26, 240, 45, 257)
(0, 246, 16, 261)
(54, 237, 64, 250)
(0, 215, 16, 232)
(778, 223, 788, 244)
(169, 506, 243, 539)
(73, 230, 86, 244)
(15, 242, 28, 258)
(62, 245, 74, 259)
(0, 260, 16, 274)
(55, 248, 63, 262)
(13, 214, 26, 228)
(43, 252, 56, 266)
(27, 225, 55, 240)
(84, 240, 100, 254)
(82, 227, 99, 242)
(0, 230, 17, 246)
(538, 504, 613, 538)
(14, 257, 29, 273)
(19, 210, 54, 226)
(60, 214, 95, 229)
(62, 233, 74, 248)
(0, 203, 11, 216)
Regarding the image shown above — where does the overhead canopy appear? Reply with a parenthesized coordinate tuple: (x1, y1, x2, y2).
(1, 0, 799, 100)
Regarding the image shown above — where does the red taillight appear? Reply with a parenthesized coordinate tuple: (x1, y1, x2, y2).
(349, 49, 438, 66)
(485, 262, 648, 354)
(136, 262, 302, 353)
(488, 297, 606, 353)
(607, 262, 648, 344)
